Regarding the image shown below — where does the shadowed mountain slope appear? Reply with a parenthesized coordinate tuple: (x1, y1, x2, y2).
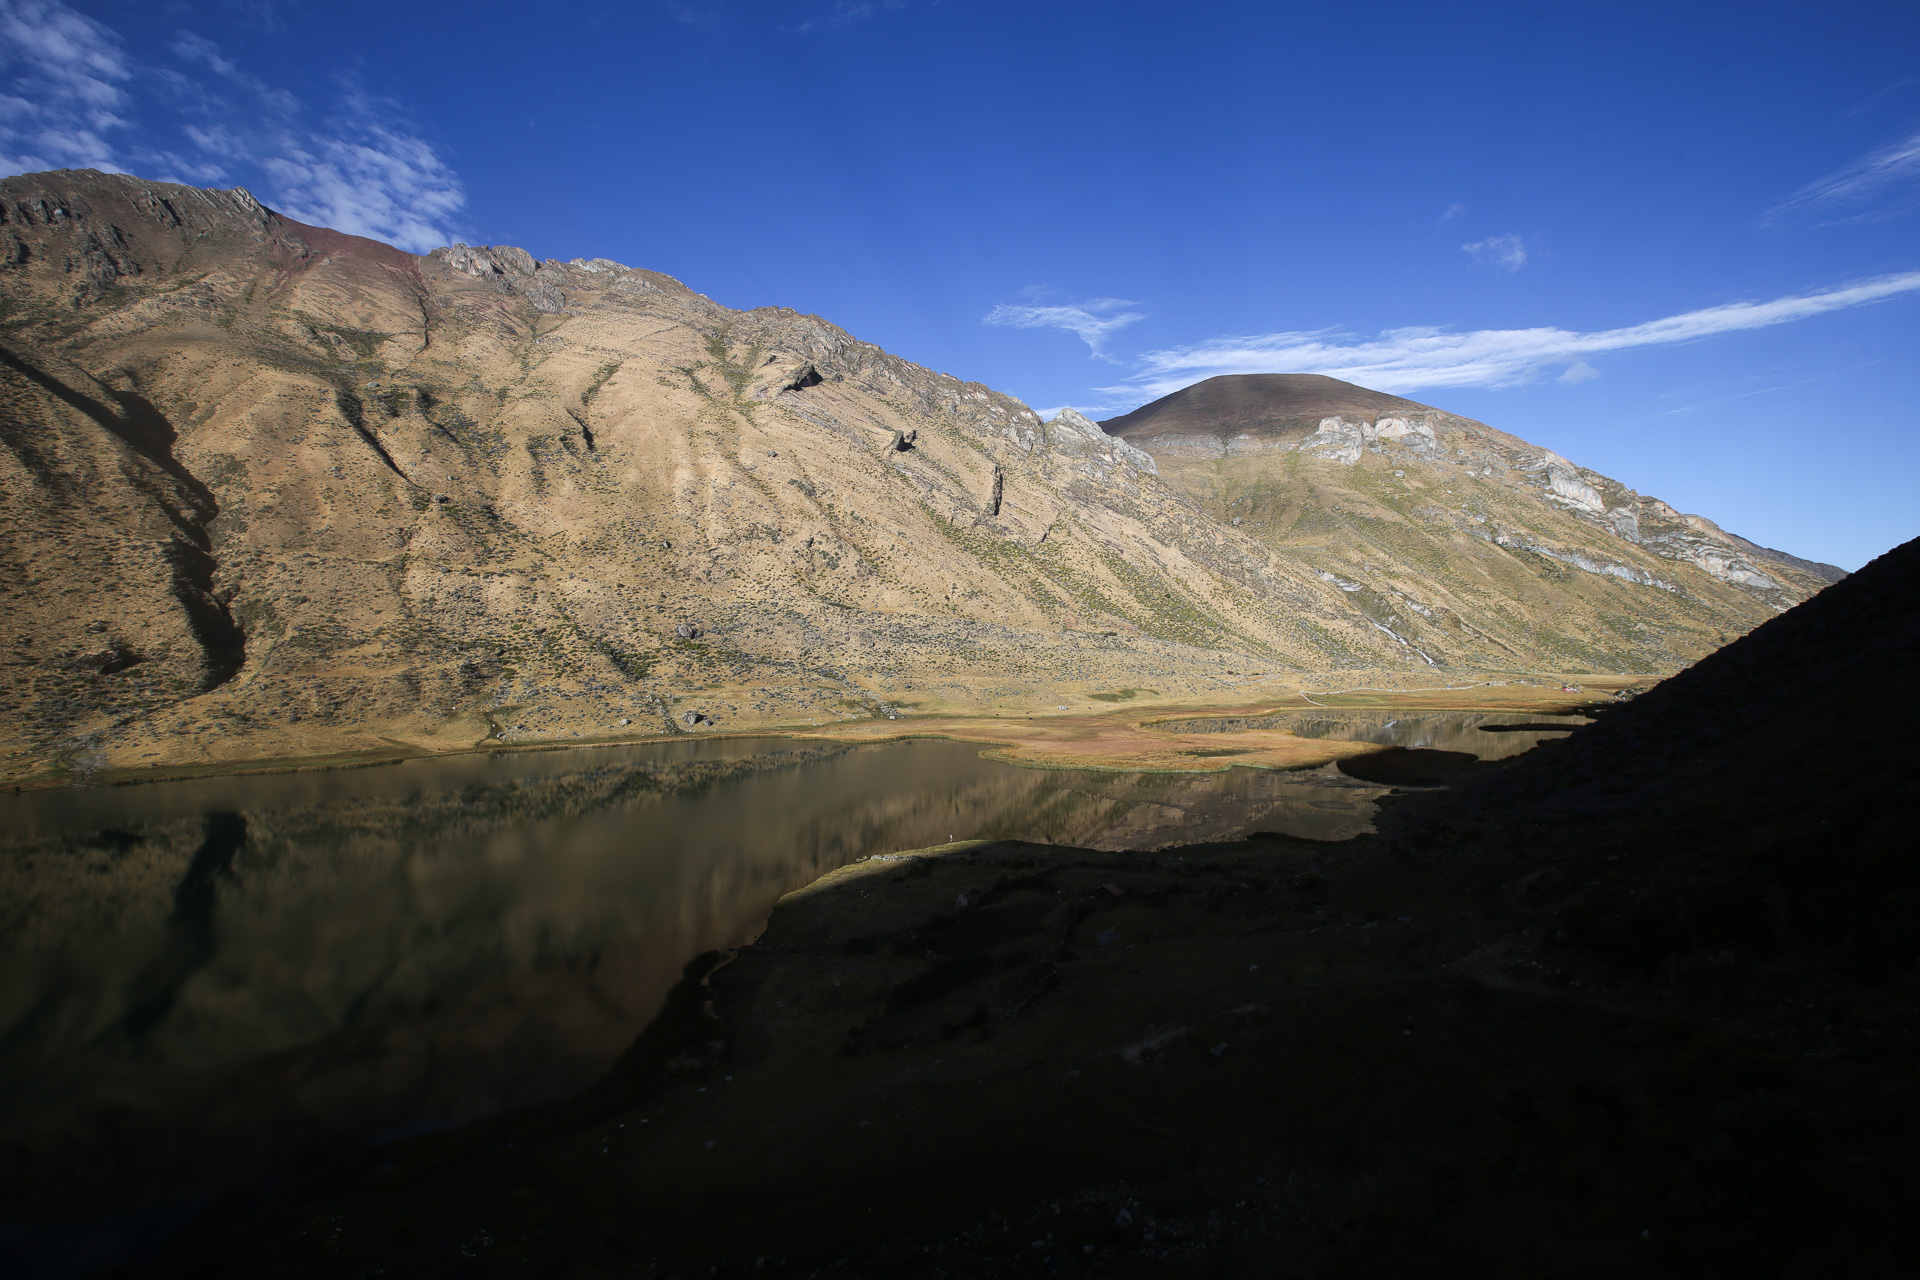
(1389, 532, 1920, 995)
(1103, 375, 1843, 673)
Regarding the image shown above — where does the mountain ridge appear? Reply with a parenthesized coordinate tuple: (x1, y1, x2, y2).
(0, 169, 1840, 780)
(0, 169, 1431, 781)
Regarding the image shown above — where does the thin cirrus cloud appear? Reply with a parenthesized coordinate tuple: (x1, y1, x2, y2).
(257, 107, 466, 255)
(0, 0, 131, 173)
(1760, 127, 1920, 227)
(1462, 233, 1527, 271)
(0, 0, 464, 253)
(1105, 270, 1920, 401)
(789, 0, 912, 34)
(983, 297, 1145, 359)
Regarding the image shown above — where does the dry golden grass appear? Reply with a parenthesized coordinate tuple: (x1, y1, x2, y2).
(794, 679, 1623, 772)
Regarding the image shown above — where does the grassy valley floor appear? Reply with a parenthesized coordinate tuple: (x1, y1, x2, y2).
(795, 679, 1628, 771)
(28, 674, 1635, 789)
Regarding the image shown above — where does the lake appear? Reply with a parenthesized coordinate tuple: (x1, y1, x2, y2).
(0, 713, 1581, 1242)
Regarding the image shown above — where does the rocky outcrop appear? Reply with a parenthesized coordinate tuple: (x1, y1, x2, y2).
(1297, 415, 1371, 464)
(782, 362, 823, 392)
(432, 243, 573, 312)
(1043, 408, 1159, 475)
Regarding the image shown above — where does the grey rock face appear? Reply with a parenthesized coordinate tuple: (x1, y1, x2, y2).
(437, 243, 530, 278)
(434, 244, 565, 311)
(1546, 465, 1606, 513)
(1298, 416, 1369, 464)
(1373, 416, 1436, 448)
(1042, 409, 1158, 475)
(520, 279, 567, 314)
(1292, 413, 1440, 465)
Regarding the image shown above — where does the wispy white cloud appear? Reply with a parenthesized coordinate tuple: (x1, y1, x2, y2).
(1462, 232, 1527, 271)
(984, 295, 1145, 359)
(169, 30, 238, 78)
(791, 0, 910, 33)
(1842, 75, 1917, 119)
(659, 0, 731, 31)
(0, 0, 131, 173)
(261, 94, 466, 252)
(1761, 128, 1920, 227)
(0, 2, 465, 252)
(1438, 202, 1466, 225)
(1647, 364, 1871, 418)
(157, 30, 463, 252)
(1107, 270, 1920, 400)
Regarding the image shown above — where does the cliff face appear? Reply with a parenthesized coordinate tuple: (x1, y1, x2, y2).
(0, 171, 1434, 781)
(1104, 374, 1841, 672)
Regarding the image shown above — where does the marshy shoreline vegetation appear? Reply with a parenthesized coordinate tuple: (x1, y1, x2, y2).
(14, 677, 1627, 791)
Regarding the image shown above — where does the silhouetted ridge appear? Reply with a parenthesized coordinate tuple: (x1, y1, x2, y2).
(1391, 534, 1919, 975)
(1435, 535, 1914, 821)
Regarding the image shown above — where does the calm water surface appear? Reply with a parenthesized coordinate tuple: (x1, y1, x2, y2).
(0, 716, 1579, 1227)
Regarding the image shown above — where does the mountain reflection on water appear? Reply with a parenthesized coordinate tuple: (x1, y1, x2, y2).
(0, 720, 1573, 1218)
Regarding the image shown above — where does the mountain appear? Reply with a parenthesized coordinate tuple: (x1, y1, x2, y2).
(0, 172, 1844, 782)
(0, 170, 1435, 781)
(1103, 374, 1843, 671)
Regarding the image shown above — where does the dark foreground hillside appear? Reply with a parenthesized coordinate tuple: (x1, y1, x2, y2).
(116, 541, 1920, 1279)
(1389, 531, 1920, 996)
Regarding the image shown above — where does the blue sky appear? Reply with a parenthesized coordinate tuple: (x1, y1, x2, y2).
(3, 0, 1917, 569)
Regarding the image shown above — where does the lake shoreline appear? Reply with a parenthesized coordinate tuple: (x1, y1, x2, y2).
(10, 680, 1631, 792)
